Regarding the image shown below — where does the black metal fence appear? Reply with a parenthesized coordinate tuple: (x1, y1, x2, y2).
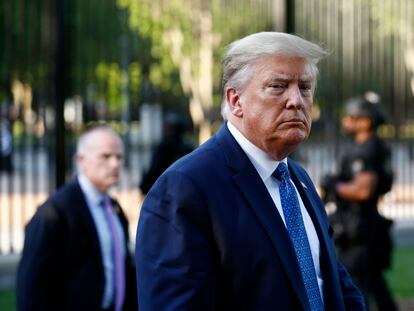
(1, 0, 413, 254)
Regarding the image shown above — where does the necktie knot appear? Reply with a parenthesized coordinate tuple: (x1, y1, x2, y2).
(273, 162, 291, 181)
(101, 196, 111, 209)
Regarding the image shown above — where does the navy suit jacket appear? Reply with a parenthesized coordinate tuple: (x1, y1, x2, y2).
(136, 124, 365, 310)
(17, 178, 137, 311)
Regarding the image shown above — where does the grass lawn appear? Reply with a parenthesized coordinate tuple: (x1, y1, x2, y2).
(1, 247, 413, 311)
(0, 289, 15, 311)
(387, 246, 414, 299)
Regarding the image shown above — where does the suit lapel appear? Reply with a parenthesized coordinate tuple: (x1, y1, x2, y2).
(216, 125, 310, 310)
(71, 179, 103, 263)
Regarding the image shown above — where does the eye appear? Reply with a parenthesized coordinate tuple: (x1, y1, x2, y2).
(270, 83, 286, 89)
(299, 84, 313, 96)
(267, 83, 287, 94)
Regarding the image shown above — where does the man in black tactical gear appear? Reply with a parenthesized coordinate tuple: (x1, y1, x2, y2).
(321, 92, 397, 311)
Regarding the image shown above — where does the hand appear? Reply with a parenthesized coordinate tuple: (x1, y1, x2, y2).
(320, 174, 338, 203)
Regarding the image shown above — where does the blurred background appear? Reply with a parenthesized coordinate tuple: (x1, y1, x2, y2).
(1, 0, 414, 309)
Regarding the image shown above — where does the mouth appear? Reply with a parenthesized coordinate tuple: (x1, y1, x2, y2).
(281, 119, 306, 126)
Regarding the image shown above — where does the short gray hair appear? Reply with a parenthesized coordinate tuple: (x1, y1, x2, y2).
(76, 124, 121, 156)
(221, 32, 327, 119)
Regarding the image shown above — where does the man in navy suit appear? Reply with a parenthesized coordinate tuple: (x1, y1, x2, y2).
(17, 125, 137, 311)
(136, 32, 365, 310)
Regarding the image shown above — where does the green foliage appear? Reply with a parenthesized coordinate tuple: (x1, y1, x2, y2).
(117, 0, 187, 98)
(116, 0, 275, 131)
(129, 62, 143, 104)
(117, 0, 266, 82)
(1, 0, 150, 119)
(2, 0, 412, 125)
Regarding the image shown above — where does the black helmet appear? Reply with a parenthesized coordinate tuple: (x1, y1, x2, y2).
(344, 91, 385, 127)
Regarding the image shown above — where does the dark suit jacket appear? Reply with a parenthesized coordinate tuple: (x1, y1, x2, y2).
(136, 124, 365, 311)
(17, 178, 137, 311)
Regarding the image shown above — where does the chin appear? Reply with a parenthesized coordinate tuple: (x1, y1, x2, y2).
(284, 130, 308, 145)
(109, 180, 119, 188)
(105, 180, 119, 190)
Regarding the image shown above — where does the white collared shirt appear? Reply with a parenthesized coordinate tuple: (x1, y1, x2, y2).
(227, 121, 324, 298)
(78, 174, 126, 308)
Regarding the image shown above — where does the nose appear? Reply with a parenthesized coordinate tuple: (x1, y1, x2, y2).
(109, 155, 122, 169)
(285, 86, 304, 110)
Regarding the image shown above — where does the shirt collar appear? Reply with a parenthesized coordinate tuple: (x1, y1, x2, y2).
(77, 174, 106, 207)
(227, 121, 287, 181)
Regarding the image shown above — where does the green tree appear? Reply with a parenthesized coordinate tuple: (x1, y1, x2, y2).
(117, 0, 274, 142)
(0, 0, 147, 122)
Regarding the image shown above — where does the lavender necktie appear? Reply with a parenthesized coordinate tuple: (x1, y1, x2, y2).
(273, 162, 324, 311)
(103, 197, 125, 311)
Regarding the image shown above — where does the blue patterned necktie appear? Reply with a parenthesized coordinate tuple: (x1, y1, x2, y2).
(273, 162, 324, 311)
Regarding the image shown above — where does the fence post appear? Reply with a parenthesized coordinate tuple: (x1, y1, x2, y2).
(54, 0, 69, 188)
(286, 0, 295, 33)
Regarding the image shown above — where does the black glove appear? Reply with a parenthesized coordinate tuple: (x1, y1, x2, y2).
(320, 174, 338, 203)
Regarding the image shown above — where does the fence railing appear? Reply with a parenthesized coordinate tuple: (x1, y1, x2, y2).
(1, 0, 414, 256)
(1, 140, 413, 255)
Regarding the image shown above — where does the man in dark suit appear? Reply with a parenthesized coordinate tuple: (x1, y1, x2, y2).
(140, 112, 193, 195)
(136, 32, 365, 310)
(17, 125, 137, 311)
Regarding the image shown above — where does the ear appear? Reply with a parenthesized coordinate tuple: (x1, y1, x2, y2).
(75, 154, 85, 168)
(225, 87, 243, 117)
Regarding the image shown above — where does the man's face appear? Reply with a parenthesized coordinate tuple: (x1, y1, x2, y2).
(342, 115, 358, 136)
(77, 130, 124, 193)
(342, 115, 372, 137)
(228, 55, 314, 160)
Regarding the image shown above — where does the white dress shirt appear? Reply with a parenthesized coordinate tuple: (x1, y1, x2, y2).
(227, 121, 324, 297)
(78, 174, 126, 308)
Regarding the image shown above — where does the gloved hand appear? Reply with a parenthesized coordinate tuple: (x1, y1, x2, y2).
(320, 174, 338, 203)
